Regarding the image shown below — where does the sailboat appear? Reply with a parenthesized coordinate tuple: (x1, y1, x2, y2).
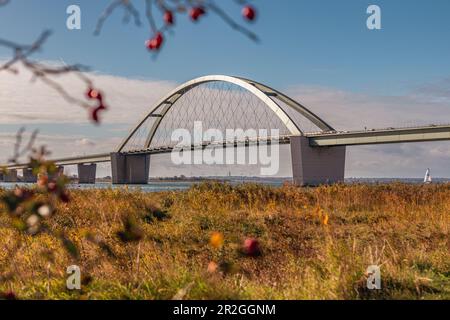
(424, 168, 432, 184)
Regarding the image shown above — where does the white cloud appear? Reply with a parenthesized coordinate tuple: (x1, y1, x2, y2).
(0, 61, 177, 125)
(285, 84, 450, 131)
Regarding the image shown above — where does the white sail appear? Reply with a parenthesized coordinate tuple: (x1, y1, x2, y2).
(424, 168, 432, 184)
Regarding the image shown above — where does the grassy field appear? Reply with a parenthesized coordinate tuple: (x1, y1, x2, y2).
(0, 182, 449, 300)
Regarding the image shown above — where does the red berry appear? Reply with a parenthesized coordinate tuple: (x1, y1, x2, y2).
(155, 33, 163, 45)
(86, 88, 102, 101)
(86, 88, 94, 98)
(145, 39, 156, 50)
(145, 32, 164, 51)
(189, 7, 205, 21)
(243, 238, 261, 256)
(164, 10, 174, 25)
(242, 5, 256, 21)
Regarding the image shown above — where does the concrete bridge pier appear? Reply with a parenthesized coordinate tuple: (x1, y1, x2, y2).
(23, 168, 37, 183)
(4, 169, 18, 183)
(77, 164, 97, 184)
(111, 153, 150, 184)
(290, 136, 346, 186)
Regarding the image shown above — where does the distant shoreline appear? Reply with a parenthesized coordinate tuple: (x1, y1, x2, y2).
(1, 177, 449, 192)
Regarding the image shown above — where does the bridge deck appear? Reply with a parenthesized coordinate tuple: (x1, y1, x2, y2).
(3, 136, 292, 170)
(2, 125, 450, 170)
(306, 124, 450, 147)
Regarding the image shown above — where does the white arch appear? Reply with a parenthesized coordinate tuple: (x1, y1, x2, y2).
(116, 75, 334, 152)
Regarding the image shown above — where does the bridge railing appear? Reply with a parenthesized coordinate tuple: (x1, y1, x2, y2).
(124, 134, 293, 155)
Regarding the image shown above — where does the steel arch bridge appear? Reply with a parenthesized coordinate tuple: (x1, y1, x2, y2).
(2, 75, 450, 185)
(116, 75, 335, 154)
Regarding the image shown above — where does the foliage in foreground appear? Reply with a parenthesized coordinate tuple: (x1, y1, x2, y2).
(0, 182, 449, 300)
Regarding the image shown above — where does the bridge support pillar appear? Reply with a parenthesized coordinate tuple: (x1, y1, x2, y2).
(4, 169, 18, 183)
(290, 136, 346, 186)
(77, 164, 97, 184)
(23, 168, 37, 183)
(111, 153, 150, 184)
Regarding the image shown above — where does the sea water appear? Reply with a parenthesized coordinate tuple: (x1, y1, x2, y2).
(0, 178, 448, 192)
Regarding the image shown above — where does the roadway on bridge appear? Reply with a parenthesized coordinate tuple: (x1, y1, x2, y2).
(2, 124, 450, 170)
(306, 124, 450, 147)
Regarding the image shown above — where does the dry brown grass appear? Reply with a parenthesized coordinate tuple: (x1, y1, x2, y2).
(0, 182, 449, 300)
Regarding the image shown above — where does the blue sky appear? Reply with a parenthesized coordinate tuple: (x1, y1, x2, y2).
(1, 0, 450, 94)
(1, 0, 450, 178)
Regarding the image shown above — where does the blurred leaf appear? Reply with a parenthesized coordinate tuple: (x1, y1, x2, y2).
(117, 216, 143, 243)
(60, 234, 80, 260)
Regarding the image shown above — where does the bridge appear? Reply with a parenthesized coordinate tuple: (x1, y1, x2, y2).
(1, 75, 450, 185)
